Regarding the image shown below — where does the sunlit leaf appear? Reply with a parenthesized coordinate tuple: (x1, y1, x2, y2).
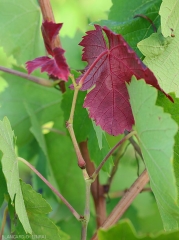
(0, 117, 31, 233)
(128, 77, 179, 230)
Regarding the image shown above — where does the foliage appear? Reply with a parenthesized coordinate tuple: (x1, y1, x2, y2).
(0, 0, 179, 240)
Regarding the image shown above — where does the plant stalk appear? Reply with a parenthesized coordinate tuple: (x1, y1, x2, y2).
(38, 0, 61, 48)
(91, 169, 150, 240)
(18, 157, 81, 221)
(79, 141, 106, 227)
(0, 66, 58, 87)
(81, 180, 91, 240)
(91, 131, 136, 181)
(38, 0, 66, 93)
(0, 207, 8, 240)
(66, 77, 86, 168)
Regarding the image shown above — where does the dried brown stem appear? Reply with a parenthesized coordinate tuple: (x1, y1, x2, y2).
(80, 141, 106, 227)
(91, 169, 150, 240)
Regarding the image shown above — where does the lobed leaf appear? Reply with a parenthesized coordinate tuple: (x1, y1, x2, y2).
(138, 0, 179, 97)
(26, 21, 69, 81)
(14, 181, 68, 239)
(41, 21, 63, 56)
(78, 25, 170, 136)
(97, 0, 162, 57)
(128, 77, 179, 230)
(157, 92, 179, 205)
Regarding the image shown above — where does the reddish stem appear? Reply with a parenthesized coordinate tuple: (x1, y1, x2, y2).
(38, 0, 66, 93)
(80, 141, 106, 227)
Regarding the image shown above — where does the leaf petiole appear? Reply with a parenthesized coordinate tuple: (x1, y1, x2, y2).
(18, 157, 81, 221)
(91, 131, 137, 181)
(66, 74, 86, 169)
(0, 65, 58, 87)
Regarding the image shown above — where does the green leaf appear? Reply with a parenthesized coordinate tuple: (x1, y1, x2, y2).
(157, 92, 179, 202)
(96, 0, 161, 56)
(109, 0, 161, 22)
(0, 67, 62, 145)
(25, 104, 48, 157)
(45, 117, 85, 213)
(0, 117, 31, 233)
(88, 127, 113, 173)
(159, 0, 179, 37)
(98, 219, 179, 239)
(127, 77, 179, 230)
(14, 181, 69, 239)
(138, 1, 179, 97)
(0, 0, 44, 64)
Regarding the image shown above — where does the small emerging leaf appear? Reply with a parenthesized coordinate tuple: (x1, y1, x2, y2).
(26, 21, 69, 81)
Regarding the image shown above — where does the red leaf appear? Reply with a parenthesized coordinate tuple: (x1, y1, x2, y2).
(26, 21, 69, 81)
(78, 25, 172, 136)
(41, 21, 63, 56)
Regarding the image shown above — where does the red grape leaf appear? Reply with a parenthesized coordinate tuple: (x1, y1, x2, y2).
(77, 25, 172, 136)
(41, 21, 63, 56)
(26, 21, 69, 81)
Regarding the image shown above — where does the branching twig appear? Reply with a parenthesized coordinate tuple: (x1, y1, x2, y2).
(124, 130, 143, 160)
(0, 66, 58, 87)
(107, 187, 152, 199)
(91, 169, 150, 240)
(18, 157, 81, 221)
(91, 131, 136, 181)
(106, 142, 130, 191)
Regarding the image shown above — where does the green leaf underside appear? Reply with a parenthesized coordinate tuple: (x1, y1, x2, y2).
(0, 0, 44, 64)
(0, 68, 62, 145)
(157, 92, 179, 204)
(0, 117, 31, 233)
(14, 181, 69, 239)
(98, 220, 179, 239)
(127, 77, 179, 230)
(97, 0, 161, 57)
(138, 0, 179, 97)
